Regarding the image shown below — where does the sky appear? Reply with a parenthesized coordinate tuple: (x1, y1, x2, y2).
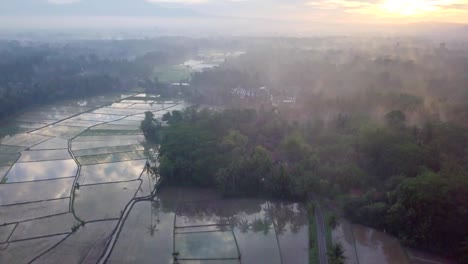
(1, 0, 468, 34)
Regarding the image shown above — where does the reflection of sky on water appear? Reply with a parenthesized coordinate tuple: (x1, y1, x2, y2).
(10, 213, 77, 241)
(32, 221, 118, 264)
(0, 145, 25, 154)
(0, 166, 9, 179)
(352, 224, 410, 264)
(72, 139, 141, 150)
(0, 198, 70, 224)
(76, 151, 145, 166)
(55, 119, 103, 127)
(0, 234, 67, 264)
(17, 149, 71, 162)
(108, 187, 307, 264)
(92, 107, 149, 116)
(30, 137, 69, 150)
(72, 144, 144, 157)
(0, 133, 51, 147)
(78, 159, 145, 184)
(0, 178, 74, 205)
(73, 181, 140, 221)
(33, 125, 88, 139)
(0, 224, 15, 243)
(73, 135, 143, 142)
(73, 113, 126, 122)
(5, 159, 77, 183)
(175, 231, 238, 259)
(108, 202, 175, 264)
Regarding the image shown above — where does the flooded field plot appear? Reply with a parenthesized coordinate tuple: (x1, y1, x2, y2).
(0, 166, 10, 179)
(0, 153, 20, 167)
(77, 159, 146, 184)
(92, 107, 148, 116)
(76, 151, 146, 166)
(0, 198, 70, 224)
(71, 138, 142, 150)
(10, 213, 78, 241)
(30, 137, 69, 150)
(107, 201, 175, 264)
(175, 231, 239, 260)
(0, 133, 51, 147)
(33, 125, 88, 139)
(55, 119, 104, 127)
(17, 149, 71, 162)
(0, 177, 74, 205)
(352, 224, 411, 264)
(330, 219, 448, 264)
(72, 144, 144, 156)
(73, 180, 141, 221)
(1, 94, 307, 264)
(0, 145, 26, 153)
(0, 224, 15, 243)
(90, 123, 140, 131)
(107, 188, 308, 264)
(3, 159, 77, 182)
(0, 235, 67, 264)
(32, 220, 118, 264)
(73, 113, 126, 122)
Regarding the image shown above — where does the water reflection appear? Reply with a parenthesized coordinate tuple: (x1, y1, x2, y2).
(0, 178, 74, 205)
(78, 159, 145, 184)
(332, 219, 411, 264)
(73, 181, 140, 221)
(108, 187, 308, 264)
(352, 224, 410, 264)
(4, 159, 77, 183)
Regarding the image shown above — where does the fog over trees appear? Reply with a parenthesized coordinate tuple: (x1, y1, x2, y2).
(1, 36, 467, 262)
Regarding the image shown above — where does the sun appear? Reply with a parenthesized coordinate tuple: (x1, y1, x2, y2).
(383, 0, 438, 16)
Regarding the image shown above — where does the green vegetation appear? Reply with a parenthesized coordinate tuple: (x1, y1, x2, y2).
(327, 243, 345, 264)
(325, 212, 334, 250)
(154, 65, 191, 83)
(142, 105, 468, 260)
(0, 39, 195, 120)
(307, 203, 319, 264)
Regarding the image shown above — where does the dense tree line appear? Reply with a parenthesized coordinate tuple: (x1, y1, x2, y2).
(188, 43, 468, 124)
(0, 40, 191, 119)
(142, 106, 467, 261)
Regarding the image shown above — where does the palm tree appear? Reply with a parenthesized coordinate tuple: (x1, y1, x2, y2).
(147, 200, 160, 237)
(238, 219, 251, 233)
(327, 243, 345, 264)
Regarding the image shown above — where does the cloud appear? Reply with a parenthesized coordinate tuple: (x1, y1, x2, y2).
(145, 0, 209, 4)
(305, 0, 468, 16)
(48, 0, 81, 4)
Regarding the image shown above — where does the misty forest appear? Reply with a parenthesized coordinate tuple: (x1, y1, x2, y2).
(0, 36, 467, 264)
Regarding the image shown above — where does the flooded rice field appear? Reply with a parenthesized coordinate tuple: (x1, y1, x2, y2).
(0, 93, 185, 263)
(107, 187, 309, 264)
(1, 92, 447, 264)
(0, 93, 309, 264)
(332, 219, 455, 264)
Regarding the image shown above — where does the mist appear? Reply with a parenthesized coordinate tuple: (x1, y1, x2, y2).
(1, 1, 468, 264)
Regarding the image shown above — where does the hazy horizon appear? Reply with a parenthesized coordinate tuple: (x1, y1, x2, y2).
(1, 0, 468, 37)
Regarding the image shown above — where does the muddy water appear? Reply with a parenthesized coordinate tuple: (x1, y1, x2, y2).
(332, 219, 410, 264)
(352, 224, 410, 264)
(108, 187, 309, 264)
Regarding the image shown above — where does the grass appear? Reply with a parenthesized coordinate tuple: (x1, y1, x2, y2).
(325, 211, 334, 250)
(0, 177, 7, 184)
(154, 65, 191, 83)
(308, 203, 320, 264)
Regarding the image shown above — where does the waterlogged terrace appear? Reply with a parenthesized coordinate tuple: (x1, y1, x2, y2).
(0, 94, 184, 263)
(0, 94, 309, 264)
